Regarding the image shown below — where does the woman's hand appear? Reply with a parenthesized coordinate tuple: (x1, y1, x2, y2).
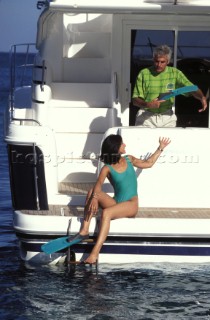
(85, 197, 99, 221)
(159, 137, 171, 150)
(88, 198, 98, 213)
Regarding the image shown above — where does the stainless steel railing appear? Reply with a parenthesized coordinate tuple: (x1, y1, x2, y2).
(9, 43, 41, 125)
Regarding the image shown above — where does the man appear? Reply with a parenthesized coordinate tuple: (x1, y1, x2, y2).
(132, 45, 207, 127)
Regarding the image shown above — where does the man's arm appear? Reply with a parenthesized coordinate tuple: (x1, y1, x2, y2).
(132, 97, 163, 109)
(176, 69, 208, 112)
(191, 89, 208, 112)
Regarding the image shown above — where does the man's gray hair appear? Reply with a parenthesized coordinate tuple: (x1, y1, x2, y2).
(153, 45, 172, 61)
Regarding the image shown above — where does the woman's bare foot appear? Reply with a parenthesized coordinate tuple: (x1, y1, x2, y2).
(79, 230, 89, 236)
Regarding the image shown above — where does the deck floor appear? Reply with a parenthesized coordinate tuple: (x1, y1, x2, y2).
(21, 206, 210, 218)
(58, 182, 94, 195)
(21, 182, 210, 218)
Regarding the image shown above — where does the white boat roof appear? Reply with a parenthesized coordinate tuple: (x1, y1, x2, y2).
(49, 0, 161, 11)
(49, 0, 210, 13)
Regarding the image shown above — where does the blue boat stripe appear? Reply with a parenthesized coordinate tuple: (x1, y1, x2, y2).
(22, 242, 210, 256)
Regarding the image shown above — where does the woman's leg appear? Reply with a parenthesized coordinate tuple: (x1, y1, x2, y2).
(79, 190, 117, 236)
(84, 197, 138, 263)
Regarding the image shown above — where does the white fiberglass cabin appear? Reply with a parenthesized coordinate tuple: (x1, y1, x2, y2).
(4, 0, 210, 265)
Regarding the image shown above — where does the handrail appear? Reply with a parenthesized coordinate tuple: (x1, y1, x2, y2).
(9, 43, 37, 123)
(41, 59, 46, 91)
(32, 143, 40, 210)
(114, 72, 119, 104)
(12, 118, 41, 126)
(10, 45, 16, 98)
(10, 43, 36, 95)
(20, 45, 30, 87)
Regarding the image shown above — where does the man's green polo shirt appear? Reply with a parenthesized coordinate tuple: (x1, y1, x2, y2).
(132, 66, 193, 114)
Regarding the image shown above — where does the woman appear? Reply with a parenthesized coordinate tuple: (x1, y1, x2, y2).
(72, 134, 171, 264)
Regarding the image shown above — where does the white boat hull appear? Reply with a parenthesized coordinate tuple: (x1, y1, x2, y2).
(14, 209, 210, 264)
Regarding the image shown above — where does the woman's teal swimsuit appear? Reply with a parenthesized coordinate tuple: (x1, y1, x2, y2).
(106, 155, 138, 203)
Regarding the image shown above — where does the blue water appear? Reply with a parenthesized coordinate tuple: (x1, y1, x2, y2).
(1, 52, 210, 320)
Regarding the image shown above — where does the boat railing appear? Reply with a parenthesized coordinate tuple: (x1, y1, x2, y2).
(11, 117, 41, 126)
(114, 72, 119, 104)
(40, 59, 46, 92)
(9, 43, 40, 125)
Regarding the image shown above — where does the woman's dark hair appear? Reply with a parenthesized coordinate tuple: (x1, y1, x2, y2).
(100, 134, 122, 164)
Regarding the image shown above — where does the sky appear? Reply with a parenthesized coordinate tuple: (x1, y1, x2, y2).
(0, 0, 41, 52)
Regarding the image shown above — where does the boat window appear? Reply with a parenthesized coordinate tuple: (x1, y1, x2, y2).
(130, 29, 210, 128)
(177, 31, 210, 59)
(131, 30, 174, 63)
(176, 31, 210, 127)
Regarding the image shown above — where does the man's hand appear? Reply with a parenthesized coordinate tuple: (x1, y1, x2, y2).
(147, 98, 165, 109)
(198, 96, 207, 112)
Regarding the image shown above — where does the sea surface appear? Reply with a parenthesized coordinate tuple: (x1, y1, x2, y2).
(1, 52, 210, 320)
